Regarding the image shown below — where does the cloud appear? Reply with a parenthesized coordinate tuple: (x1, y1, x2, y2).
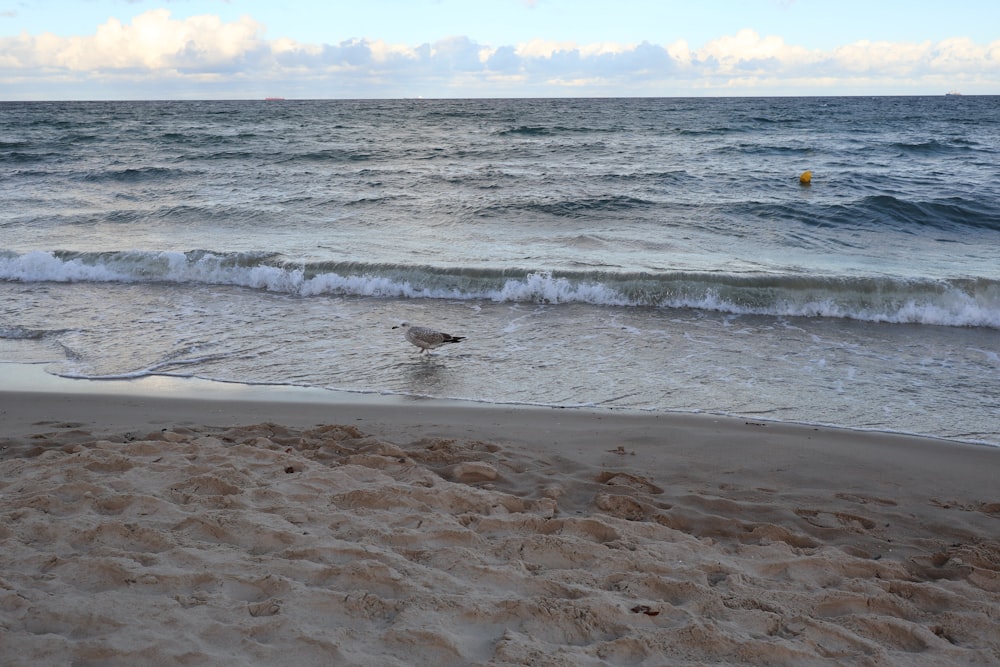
(484, 45, 520, 73)
(827, 37, 1000, 79)
(700, 29, 813, 74)
(3, 9, 265, 72)
(1, 10, 998, 98)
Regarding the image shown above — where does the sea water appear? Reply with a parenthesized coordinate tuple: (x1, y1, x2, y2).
(1, 97, 998, 444)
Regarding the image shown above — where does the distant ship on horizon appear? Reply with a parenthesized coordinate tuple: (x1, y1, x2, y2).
(264, 96, 286, 101)
(945, 89, 962, 97)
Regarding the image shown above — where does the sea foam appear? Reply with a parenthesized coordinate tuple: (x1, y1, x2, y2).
(2, 250, 997, 329)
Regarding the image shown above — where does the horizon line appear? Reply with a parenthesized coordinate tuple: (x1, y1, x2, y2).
(2, 93, 995, 103)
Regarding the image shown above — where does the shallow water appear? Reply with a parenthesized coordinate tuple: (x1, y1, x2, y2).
(4, 280, 997, 444)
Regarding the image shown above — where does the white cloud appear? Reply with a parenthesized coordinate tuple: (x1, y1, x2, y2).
(577, 41, 633, 58)
(515, 39, 578, 60)
(1, 10, 998, 98)
(930, 37, 1000, 73)
(832, 40, 931, 75)
(368, 39, 419, 64)
(3, 9, 265, 72)
(666, 40, 692, 66)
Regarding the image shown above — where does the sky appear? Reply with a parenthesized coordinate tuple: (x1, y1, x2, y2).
(1, 0, 998, 99)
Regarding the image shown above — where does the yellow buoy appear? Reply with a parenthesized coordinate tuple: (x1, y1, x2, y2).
(799, 170, 812, 185)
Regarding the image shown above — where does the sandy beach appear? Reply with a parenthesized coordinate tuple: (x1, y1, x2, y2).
(1, 372, 998, 666)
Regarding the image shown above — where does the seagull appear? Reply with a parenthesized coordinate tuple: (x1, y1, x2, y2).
(392, 321, 466, 354)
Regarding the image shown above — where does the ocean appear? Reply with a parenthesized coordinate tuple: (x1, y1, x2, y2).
(2, 97, 998, 445)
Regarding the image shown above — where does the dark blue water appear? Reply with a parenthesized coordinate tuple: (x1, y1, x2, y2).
(2, 97, 998, 443)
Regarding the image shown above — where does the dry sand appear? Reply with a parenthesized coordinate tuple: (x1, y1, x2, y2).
(1, 379, 999, 666)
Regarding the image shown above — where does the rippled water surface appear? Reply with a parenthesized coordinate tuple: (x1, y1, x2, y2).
(2, 97, 998, 443)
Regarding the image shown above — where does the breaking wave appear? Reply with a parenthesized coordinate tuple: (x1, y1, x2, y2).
(2, 249, 997, 329)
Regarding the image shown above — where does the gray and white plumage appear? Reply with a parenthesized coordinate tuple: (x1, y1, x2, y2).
(392, 321, 466, 353)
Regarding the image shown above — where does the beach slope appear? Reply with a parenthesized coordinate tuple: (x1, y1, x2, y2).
(1, 387, 998, 666)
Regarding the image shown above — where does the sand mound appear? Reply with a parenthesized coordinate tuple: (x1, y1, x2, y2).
(1, 422, 998, 666)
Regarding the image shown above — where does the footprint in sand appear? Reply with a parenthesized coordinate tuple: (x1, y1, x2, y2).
(595, 471, 664, 495)
(834, 492, 898, 506)
(794, 508, 876, 531)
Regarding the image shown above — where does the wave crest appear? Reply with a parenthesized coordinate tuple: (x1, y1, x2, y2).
(2, 249, 997, 329)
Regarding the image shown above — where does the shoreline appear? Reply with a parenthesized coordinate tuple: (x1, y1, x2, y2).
(2, 363, 999, 664)
(4, 366, 999, 498)
(3, 362, 994, 449)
